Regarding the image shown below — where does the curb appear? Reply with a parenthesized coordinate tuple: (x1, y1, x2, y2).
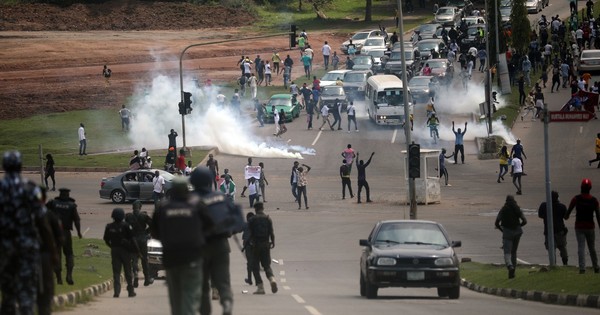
(53, 278, 113, 308)
(461, 279, 600, 309)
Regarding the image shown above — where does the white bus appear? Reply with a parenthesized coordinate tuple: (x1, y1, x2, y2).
(365, 75, 413, 126)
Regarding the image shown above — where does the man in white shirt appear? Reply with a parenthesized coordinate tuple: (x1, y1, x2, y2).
(304, 45, 314, 71)
(511, 156, 523, 195)
(272, 105, 280, 136)
(119, 105, 131, 131)
(247, 177, 261, 208)
(322, 41, 332, 70)
(319, 105, 333, 131)
(78, 123, 86, 156)
(152, 170, 166, 210)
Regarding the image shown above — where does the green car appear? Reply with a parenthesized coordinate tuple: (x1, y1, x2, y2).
(264, 93, 301, 123)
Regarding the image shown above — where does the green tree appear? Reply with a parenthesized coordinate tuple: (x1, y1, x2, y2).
(306, 0, 332, 19)
(510, 0, 531, 54)
(365, 0, 372, 22)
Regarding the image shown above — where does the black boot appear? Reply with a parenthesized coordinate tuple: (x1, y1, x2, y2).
(55, 271, 63, 285)
(66, 256, 75, 285)
(133, 277, 139, 288)
(127, 285, 136, 298)
(143, 277, 154, 286)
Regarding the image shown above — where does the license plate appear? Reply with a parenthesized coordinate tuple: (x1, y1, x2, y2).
(407, 271, 425, 280)
(386, 119, 399, 124)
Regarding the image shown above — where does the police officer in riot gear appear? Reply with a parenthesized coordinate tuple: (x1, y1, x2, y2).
(248, 202, 277, 295)
(104, 208, 136, 298)
(0, 150, 58, 314)
(152, 177, 211, 315)
(191, 167, 243, 315)
(125, 200, 154, 287)
(46, 187, 82, 285)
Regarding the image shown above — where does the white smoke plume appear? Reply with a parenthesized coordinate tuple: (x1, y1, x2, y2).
(127, 74, 310, 159)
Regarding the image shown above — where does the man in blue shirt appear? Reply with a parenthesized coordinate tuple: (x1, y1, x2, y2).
(452, 121, 467, 164)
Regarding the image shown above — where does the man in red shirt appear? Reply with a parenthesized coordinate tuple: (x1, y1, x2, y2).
(565, 178, 600, 274)
(176, 149, 186, 172)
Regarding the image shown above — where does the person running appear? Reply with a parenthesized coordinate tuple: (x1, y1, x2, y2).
(356, 152, 374, 203)
(495, 195, 528, 279)
(439, 148, 453, 186)
(319, 104, 334, 131)
(44, 153, 56, 191)
(347, 101, 358, 132)
(511, 155, 523, 195)
(511, 139, 527, 174)
(275, 109, 287, 137)
(588, 133, 600, 168)
(538, 191, 569, 266)
(296, 164, 311, 210)
(452, 121, 467, 164)
(497, 145, 510, 183)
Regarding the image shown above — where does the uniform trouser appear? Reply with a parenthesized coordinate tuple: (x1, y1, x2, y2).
(575, 229, 599, 271)
(502, 228, 523, 269)
(200, 238, 232, 315)
(56, 231, 74, 279)
(37, 251, 55, 315)
(342, 177, 353, 198)
(297, 185, 308, 208)
(357, 179, 370, 202)
(0, 248, 40, 315)
(251, 242, 274, 285)
(112, 246, 134, 296)
(166, 257, 203, 315)
(132, 237, 150, 279)
(245, 246, 254, 282)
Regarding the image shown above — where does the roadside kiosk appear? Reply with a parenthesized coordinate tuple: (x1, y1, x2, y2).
(402, 148, 441, 204)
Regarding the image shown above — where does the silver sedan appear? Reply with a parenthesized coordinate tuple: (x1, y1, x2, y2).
(99, 169, 177, 203)
(578, 50, 600, 72)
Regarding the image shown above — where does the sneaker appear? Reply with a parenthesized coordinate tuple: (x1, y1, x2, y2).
(143, 278, 154, 286)
(366, 200, 373, 203)
(305, 206, 309, 209)
(331, 127, 335, 131)
(337, 127, 343, 130)
(516, 190, 522, 195)
(508, 267, 515, 279)
(497, 179, 501, 183)
(355, 129, 359, 132)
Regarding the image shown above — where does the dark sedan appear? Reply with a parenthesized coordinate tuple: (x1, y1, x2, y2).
(99, 169, 177, 203)
(359, 220, 462, 299)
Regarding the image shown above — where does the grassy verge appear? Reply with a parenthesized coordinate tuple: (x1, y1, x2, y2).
(55, 238, 112, 296)
(461, 261, 600, 295)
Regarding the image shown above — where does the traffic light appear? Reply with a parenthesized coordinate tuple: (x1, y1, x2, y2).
(290, 24, 297, 48)
(408, 143, 420, 178)
(178, 101, 186, 115)
(183, 91, 193, 114)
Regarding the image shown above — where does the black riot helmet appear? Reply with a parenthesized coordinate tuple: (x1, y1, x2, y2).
(3, 150, 22, 173)
(190, 166, 213, 193)
(112, 208, 125, 222)
(170, 177, 189, 200)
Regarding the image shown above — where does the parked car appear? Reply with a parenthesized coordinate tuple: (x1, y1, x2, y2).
(445, 0, 473, 16)
(360, 37, 387, 55)
(99, 169, 177, 204)
(408, 75, 434, 103)
(578, 49, 600, 72)
(411, 23, 443, 44)
(435, 6, 461, 27)
(461, 16, 486, 26)
(319, 85, 349, 111)
(264, 93, 301, 122)
(460, 24, 487, 50)
(366, 48, 388, 72)
(525, 0, 541, 13)
(340, 29, 382, 54)
(359, 220, 462, 299)
(342, 70, 374, 98)
(415, 39, 447, 60)
(422, 59, 452, 77)
(500, 6, 512, 23)
(147, 238, 163, 278)
(321, 70, 352, 86)
(351, 55, 376, 72)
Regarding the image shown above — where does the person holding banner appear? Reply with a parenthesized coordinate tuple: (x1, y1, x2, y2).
(241, 158, 262, 199)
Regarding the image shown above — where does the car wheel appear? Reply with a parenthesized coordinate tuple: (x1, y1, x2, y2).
(365, 279, 378, 299)
(448, 285, 460, 299)
(110, 189, 126, 204)
(359, 272, 366, 297)
(437, 287, 449, 297)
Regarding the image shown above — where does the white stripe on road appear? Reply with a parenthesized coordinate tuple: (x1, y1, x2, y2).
(305, 305, 323, 315)
(291, 294, 305, 304)
(281, 278, 287, 283)
(279, 271, 285, 276)
(312, 131, 322, 146)
(391, 128, 398, 143)
(283, 286, 291, 290)
(580, 125, 584, 134)
(517, 258, 531, 265)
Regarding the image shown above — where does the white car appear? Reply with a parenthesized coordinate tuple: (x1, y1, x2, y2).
(360, 37, 387, 55)
(340, 30, 382, 55)
(321, 70, 352, 86)
(578, 50, 600, 72)
(525, 0, 541, 13)
(435, 6, 460, 27)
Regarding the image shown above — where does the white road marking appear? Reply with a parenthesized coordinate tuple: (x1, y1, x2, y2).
(82, 227, 90, 237)
(279, 271, 285, 276)
(391, 128, 398, 143)
(283, 286, 291, 290)
(312, 130, 322, 146)
(281, 278, 287, 283)
(580, 125, 584, 134)
(278, 259, 284, 265)
(291, 294, 305, 304)
(517, 258, 531, 265)
(305, 305, 323, 315)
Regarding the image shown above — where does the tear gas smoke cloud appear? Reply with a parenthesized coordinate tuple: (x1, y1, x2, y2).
(128, 74, 311, 159)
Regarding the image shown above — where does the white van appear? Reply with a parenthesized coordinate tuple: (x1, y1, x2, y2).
(365, 75, 413, 125)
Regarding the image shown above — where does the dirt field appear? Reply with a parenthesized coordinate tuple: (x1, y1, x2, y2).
(0, 1, 348, 120)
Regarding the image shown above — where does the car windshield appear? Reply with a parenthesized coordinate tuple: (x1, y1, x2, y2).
(364, 38, 384, 46)
(352, 32, 369, 40)
(427, 60, 447, 69)
(368, 51, 386, 59)
(374, 222, 449, 246)
(417, 41, 440, 51)
(437, 8, 453, 14)
(390, 51, 414, 60)
(268, 97, 291, 106)
(468, 27, 484, 36)
(322, 72, 345, 81)
(500, 6, 511, 15)
(409, 77, 432, 87)
(344, 73, 365, 82)
(375, 89, 404, 106)
(582, 51, 600, 58)
(354, 57, 373, 65)
(322, 86, 344, 96)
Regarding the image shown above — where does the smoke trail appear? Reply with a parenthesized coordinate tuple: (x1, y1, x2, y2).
(127, 74, 309, 159)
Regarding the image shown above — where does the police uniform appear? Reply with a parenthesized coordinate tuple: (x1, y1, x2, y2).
(46, 188, 82, 285)
(38, 208, 63, 315)
(104, 208, 136, 298)
(152, 178, 210, 315)
(125, 201, 153, 287)
(248, 203, 278, 295)
(0, 151, 56, 315)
